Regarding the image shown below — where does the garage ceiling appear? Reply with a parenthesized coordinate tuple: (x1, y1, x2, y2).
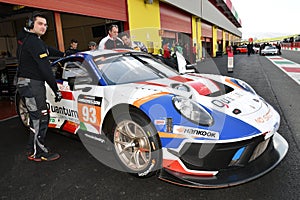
(0, 3, 36, 21)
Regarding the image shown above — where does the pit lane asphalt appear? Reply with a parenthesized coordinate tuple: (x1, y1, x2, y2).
(1, 51, 299, 200)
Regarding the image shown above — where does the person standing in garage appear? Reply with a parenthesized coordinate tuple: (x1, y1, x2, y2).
(88, 41, 97, 50)
(119, 32, 148, 53)
(16, 11, 63, 161)
(98, 24, 124, 50)
(65, 39, 80, 56)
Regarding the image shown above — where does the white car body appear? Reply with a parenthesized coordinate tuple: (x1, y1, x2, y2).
(261, 46, 278, 55)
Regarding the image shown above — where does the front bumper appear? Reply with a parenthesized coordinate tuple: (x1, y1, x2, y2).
(157, 132, 288, 188)
(262, 51, 277, 55)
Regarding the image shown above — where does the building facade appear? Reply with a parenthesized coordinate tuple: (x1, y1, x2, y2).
(0, 0, 242, 61)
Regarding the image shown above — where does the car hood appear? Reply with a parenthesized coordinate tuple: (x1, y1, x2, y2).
(129, 73, 261, 115)
(115, 73, 278, 135)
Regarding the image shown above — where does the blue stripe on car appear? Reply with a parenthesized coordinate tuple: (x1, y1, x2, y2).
(137, 93, 261, 148)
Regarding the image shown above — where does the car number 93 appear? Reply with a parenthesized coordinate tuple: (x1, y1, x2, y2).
(77, 94, 102, 127)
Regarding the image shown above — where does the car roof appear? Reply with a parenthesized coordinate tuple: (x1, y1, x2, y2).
(80, 48, 141, 57)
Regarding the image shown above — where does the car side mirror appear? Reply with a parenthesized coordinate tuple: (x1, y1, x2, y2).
(176, 51, 195, 74)
(176, 51, 186, 74)
(186, 63, 196, 70)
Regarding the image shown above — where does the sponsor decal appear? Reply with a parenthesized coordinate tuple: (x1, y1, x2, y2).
(138, 159, 156, 177)
(173, 125, 219, 140)
(211, 92, 243, 108)
(154, 119, 166, 125)
(255, 108, 273, 123)
(84, 133, 105, 143)
(47, 102, 78, 118)
(78, 95, 102, 106)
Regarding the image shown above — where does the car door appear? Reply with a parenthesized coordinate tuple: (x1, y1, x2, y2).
(50, 56, 103, 135)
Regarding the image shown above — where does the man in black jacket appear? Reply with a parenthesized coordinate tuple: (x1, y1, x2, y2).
(65, 39, 80, 56)
(16, 12, 63, 161)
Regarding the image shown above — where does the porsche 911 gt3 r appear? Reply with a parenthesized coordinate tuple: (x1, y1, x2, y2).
(16, 49, 288, 188)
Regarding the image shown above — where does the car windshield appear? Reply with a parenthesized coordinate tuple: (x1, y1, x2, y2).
(265, 46, 275, 50)
(93, 53, 178, 85)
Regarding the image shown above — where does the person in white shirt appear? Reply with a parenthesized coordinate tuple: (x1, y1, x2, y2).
(98, 24, 124, 50)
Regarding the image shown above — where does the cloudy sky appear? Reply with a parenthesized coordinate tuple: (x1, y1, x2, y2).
(231, 0, 300, 40)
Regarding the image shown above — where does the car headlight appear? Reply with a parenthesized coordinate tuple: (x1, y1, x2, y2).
(234, 79, 256, 95)
(172, 96, 213, 126)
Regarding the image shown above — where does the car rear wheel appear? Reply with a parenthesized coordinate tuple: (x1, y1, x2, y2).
(15, 93, 30, 129)
(110, 109, 162, 177)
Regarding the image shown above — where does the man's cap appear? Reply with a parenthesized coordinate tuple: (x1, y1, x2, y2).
(88, 41, 97, 47)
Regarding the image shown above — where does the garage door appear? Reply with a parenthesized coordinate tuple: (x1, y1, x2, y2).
(217, 29, 223, 40)
(2, 0, 127, 21)
(201, 22, 212, 38)
(159, 2, 191, 34)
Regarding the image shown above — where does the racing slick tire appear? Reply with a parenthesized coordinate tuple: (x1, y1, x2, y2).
(109, 108, 162, 178)
(15, 92, 30, 129)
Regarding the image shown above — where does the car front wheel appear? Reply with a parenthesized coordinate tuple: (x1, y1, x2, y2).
(110, 109, 162, 177)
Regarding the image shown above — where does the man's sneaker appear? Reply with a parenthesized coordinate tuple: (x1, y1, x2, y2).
(26, 151, 34, 161)
(33, 152, 60, 162)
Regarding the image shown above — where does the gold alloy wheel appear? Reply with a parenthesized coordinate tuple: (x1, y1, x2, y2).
(113, 120, 151, 172)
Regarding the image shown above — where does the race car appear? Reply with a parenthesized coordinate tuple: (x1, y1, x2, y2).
(261, 46, 279, 56)
(235, 45, 248, 54)
(16, 49, 288, 188)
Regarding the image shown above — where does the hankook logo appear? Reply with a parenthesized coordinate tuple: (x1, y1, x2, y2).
(173, 125, 219, 140)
